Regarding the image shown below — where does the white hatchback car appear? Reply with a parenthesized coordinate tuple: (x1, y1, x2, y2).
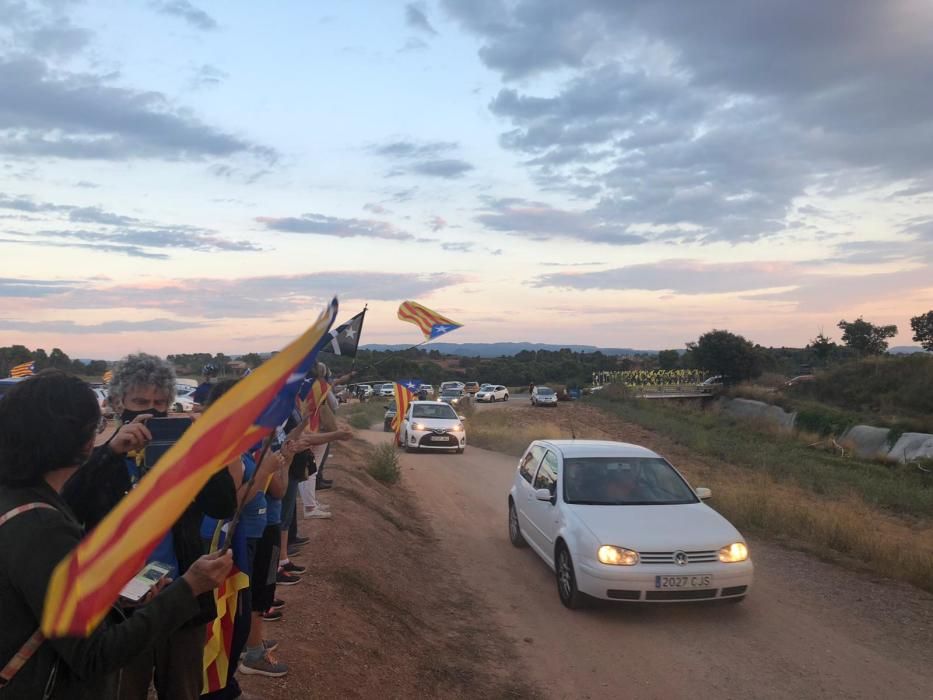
(475, 385, 509, 402)
(508, 440, 753, 608)
(398, 400, 467, 453)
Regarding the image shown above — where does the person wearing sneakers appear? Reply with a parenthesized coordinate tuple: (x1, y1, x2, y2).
(238, 444, 288, 679)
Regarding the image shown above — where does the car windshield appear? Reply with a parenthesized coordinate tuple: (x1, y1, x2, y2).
(440, 390, 460, 397)
(412, 404, 458, 419)
(537, 387, 555, 395)
(563, 457, 698, 505)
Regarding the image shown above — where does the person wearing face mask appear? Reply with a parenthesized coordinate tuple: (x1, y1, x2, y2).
(62, 353, 237, 700)
(0, 371, 234, 699)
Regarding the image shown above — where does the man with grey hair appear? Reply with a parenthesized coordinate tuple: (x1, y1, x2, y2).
(63, 352, 237, 700)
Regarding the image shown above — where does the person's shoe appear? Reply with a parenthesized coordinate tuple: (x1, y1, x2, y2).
(261, 609, 283, 622)
(238, 652, 288, 678)
(282, 561, 307, 575)
(263, 639, 279, 652)
(286, 544, 300, 558)
(307, 507, 332, 519)
(314, 502, 331, 511)
(276, 568, 301, 586)
(316, 480, 333, 491)
(289, 535, 310, 547)
(268, 599, 286, 612)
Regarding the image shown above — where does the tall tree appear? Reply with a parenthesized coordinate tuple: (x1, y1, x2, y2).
(807, 332, 837, 365)
(837, 317, 898, 355)
(48, 347, 72, 369)
(657, 349, 680, 370)
(687, 330, 762, 382)
(910, 310, 933, 352)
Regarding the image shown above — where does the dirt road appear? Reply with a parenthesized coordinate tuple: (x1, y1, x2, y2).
(365, 423, 933, 700)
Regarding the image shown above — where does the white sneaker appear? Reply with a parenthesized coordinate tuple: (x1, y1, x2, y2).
(315, 503, 331, 511)
(307, 507, 332, 519)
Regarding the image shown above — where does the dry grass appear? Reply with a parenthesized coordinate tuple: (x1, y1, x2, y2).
(706, 470, 933, 592)
(466, 409, 600, 456)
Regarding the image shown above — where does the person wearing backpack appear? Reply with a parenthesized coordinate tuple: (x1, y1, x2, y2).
(0, 371, 233, 699)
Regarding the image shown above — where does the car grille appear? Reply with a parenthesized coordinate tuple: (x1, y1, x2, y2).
(645, 589, 718, 601)
(418, 432, 457, 447)
(639, 550, 718, 565)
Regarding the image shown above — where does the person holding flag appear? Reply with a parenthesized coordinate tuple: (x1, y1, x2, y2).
(0, 371, 233, 699)
(61, 353, 238, 700)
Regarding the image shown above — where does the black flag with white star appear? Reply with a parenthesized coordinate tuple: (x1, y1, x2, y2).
(321, 309, 366, 357)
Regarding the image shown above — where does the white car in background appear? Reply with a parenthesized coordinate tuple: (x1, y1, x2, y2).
(172, 392, 195, 413)
(379, 384, 396, 397)
(508, 440, 753, 609)
(531, 386, 558, 406)
(439, 381, 465, 393)
(475, 385, 509, 402)
(398, 400, 467, 454)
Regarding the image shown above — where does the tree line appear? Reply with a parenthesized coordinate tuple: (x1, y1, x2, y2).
(4, 309, 930, 387)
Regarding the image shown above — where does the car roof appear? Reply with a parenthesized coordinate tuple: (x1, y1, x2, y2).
(534, 439, 661, 460)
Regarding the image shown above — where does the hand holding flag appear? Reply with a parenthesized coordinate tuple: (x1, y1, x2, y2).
(41, 299, 339, 638)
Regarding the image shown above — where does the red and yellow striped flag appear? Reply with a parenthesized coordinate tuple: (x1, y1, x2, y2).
(391, 383, 414, 435)
(202, 522, 250, 692)
(41, 300, 338, 637)
(303, 378, 329, 432)
(102, 370, 113, 384)
(397, 300, 462, 340)
(9, 361, 35, 378)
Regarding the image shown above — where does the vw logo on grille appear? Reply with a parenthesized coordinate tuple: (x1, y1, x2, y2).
(673, 550, 688, 566)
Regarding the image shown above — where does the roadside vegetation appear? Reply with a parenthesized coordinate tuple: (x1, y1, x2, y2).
(366, 442, 402, 484)
(343, 400, 386, 430)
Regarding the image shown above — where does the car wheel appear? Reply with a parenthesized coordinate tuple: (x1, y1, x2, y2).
(504, 394, 509, 401)
(556, 543, 585, 609)
(457, 447, 465, 454)
(508, 501, 527, 548)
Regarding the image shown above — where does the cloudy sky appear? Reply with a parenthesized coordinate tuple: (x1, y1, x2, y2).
(2, 0, 931, 358)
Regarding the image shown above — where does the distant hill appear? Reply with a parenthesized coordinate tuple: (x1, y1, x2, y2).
(360, 342, 656, 358)
(889, 346, 927, 355)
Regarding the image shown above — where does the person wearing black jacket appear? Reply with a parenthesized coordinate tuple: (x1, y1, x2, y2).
(0, 371, 232, 699)
(61, 353, 236, 700)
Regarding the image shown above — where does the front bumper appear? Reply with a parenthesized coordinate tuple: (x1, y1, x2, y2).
(576, 559, 754, 602)
(407, 429, 466, 450)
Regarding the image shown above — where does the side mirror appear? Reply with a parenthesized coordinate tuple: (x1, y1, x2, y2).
(535, 488, 555, 504)
(458, 415, 466, 421)
(695, 487, 712, 500)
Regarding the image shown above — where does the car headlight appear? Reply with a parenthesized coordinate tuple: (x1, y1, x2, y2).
(412, 422, 426, 431)
(718, 542, 749, 563)
(450, 423, 464, 432)
(597, 545, 639, 566)
(451, 398, 459, 404)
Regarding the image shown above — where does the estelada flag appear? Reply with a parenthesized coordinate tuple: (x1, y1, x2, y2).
(202, 520, 250, 692)
(397, 300, 462, 341)
(392, 382, 414, 435)
(9, 361, 34, 378)
(102, 370, 113, 384)
(303, 378, 329, 432)
(41, 299, 339, 637)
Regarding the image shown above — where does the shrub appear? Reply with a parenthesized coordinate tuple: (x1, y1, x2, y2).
(349, 412, 374, 429)
(367, 443, 401, 484)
